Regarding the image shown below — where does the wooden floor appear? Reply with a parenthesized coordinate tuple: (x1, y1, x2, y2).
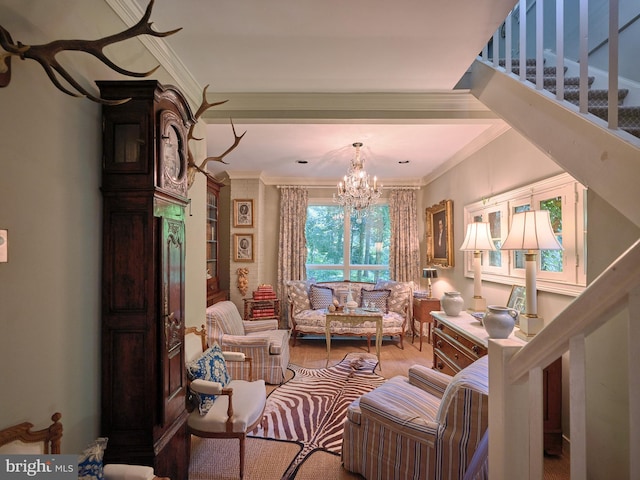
(289, 332, 433, 378)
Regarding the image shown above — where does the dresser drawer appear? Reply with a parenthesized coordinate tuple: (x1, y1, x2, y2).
(432, 351, 459, 376)
(433, 329, 482, 371)
(434, 321, 488, 358)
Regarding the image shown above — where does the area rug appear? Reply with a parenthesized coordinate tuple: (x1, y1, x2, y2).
(250, 352, 386, 478)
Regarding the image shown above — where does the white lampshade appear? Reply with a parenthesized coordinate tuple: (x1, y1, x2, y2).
(501, 211, 563, 251)
(459, 222, 497, 252)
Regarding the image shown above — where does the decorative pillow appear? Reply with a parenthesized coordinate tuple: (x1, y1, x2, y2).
(360, 289, 391, 313)
(186, 343, 231, 415)
(287, 280, 311, 313)
(375, 280, 413, 314)
(78, 437, 108, 480)
(309, 284, 334, 310)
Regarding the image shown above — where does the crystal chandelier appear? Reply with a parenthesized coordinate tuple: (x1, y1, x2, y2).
(333, 142, 383, 221)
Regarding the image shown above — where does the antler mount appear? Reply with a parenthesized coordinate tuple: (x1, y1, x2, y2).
(0, 0, 180, 104)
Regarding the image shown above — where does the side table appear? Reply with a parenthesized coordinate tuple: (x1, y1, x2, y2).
(243, 298, 280, 321)
(412, 297, 440, 351)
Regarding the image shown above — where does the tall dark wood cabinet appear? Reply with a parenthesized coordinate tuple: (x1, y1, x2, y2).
(98, 80, 193, 480)
(206, 177, 228, 306)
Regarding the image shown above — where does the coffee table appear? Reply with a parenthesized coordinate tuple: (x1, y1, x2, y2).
(325, 309, 383, 368)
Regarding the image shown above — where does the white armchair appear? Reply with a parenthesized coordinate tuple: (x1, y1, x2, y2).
(206, 300, 290, 384)
(185, 325, 267, 479)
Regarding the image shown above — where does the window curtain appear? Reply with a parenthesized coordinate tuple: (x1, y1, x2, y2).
(277, 186, 308, 328)
(389, 189, 420, 284)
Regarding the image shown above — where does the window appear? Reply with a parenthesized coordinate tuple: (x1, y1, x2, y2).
(464, 173, 587, 296)
(305, 202, 390, 282)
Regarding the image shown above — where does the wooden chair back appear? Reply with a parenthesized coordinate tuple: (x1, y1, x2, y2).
(0, 412, 62, 454)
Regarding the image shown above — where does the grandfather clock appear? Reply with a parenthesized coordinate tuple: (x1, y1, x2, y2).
(98, 80, 193, 480)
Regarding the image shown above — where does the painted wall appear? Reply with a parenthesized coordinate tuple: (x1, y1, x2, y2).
(0, 0, 206, 454)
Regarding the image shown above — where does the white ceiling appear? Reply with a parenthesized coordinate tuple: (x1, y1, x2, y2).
(126, 0, 517, 184)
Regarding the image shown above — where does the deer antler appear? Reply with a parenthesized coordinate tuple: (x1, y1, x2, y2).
(186, 84, 246, 188)
(0, 0, 181, 104)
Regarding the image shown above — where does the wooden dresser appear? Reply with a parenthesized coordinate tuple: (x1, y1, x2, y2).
(431, 311, 563, 455)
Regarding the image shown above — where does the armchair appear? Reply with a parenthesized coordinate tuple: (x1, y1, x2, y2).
(185, 325, 267, 479)
(206, 301, 290, 384)
(342, 356, 489, 480)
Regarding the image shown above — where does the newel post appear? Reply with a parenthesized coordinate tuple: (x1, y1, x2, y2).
(488, 339, 530, 479)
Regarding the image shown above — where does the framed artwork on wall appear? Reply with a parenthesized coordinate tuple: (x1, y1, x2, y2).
(426, 199, 454, 267)
(234, 233, 254, 262)
(233, 199, 254, 228)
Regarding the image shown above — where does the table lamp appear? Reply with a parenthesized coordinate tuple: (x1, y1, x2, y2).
(500, 210, 563, 338)
(422, 267, 438, 298)
(459, 222, 497, 312)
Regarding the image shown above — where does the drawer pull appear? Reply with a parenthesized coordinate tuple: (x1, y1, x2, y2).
(454, 353, 459, 360)
(436, 362, 444, 370)
(472, 345, 480, 354)
(437, 324, 444, 330)
(436, 340, 443, 348)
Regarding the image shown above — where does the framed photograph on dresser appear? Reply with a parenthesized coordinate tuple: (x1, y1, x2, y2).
(507, 285, 527, 313)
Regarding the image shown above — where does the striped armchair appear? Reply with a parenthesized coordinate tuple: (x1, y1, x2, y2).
(206, 301, 290, 384)
(342, 356, 489, 480)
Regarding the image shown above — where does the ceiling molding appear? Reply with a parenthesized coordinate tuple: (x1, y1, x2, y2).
(200, 91, 501, 123)
(105, 0, 203, 108)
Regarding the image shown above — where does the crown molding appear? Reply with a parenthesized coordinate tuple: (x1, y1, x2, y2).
(199, 91, 500, 123)
(105, 0, 203, 108)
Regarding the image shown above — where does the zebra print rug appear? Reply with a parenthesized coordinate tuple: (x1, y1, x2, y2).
(249, 352, 385, 478)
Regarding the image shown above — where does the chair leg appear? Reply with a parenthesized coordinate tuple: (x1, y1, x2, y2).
(239, 435, 245, 479)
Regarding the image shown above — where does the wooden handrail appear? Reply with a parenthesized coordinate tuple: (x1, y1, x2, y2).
(508, 237, 640, 383)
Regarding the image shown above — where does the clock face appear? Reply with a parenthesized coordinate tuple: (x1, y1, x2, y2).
(159, 110, 188, 195)
(163, 125, 182, 180)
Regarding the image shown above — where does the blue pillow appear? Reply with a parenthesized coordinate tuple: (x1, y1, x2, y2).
(186, 343, 231, 415)
(78, 437, 108, 480)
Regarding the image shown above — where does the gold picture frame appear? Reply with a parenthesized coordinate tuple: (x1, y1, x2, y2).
(234, 233, 254, 262)
(233, 199, 254, 228)
(426, 199, 454, 267)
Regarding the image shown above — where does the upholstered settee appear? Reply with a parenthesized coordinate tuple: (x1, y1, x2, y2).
(286, 280, 413, 348)
(341, 356, 489, 480)
(205, 300, 290, 384)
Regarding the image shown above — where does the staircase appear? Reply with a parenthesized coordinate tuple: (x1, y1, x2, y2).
(499, 58, 640, 139)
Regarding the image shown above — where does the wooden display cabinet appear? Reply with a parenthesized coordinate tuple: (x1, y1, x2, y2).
(206, 177, 228, 306)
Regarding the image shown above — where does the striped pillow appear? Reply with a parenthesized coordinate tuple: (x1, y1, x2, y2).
(309, 284, 334, 310)
(360, 289, 390, 313)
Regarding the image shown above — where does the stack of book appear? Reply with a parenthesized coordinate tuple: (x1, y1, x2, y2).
(253, 284, 277, 300)
(251, 285, 277, 318)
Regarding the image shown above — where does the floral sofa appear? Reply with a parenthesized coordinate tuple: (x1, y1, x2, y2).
(286, 280, 414, 349)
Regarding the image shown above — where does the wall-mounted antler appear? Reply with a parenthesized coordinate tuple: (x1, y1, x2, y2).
(186, 84, 246, 189)
(0, 0, 180, 105)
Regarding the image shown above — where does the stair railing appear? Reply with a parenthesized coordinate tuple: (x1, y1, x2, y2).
(481, 0, 640, 140)
(488, 238, 640, 479)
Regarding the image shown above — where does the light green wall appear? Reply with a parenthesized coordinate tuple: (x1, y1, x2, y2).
(0, 0, 204, 453)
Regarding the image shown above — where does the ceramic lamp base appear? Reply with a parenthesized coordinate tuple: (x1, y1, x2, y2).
(518, 314, 544, 337)
(467, 296, 487, 313)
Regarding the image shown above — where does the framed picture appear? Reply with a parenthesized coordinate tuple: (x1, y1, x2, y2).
(426, 199, 454, 267)
(507, 285, 527, 313)
(233, 199, 254, 228)
(234, 233, 254, 262)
